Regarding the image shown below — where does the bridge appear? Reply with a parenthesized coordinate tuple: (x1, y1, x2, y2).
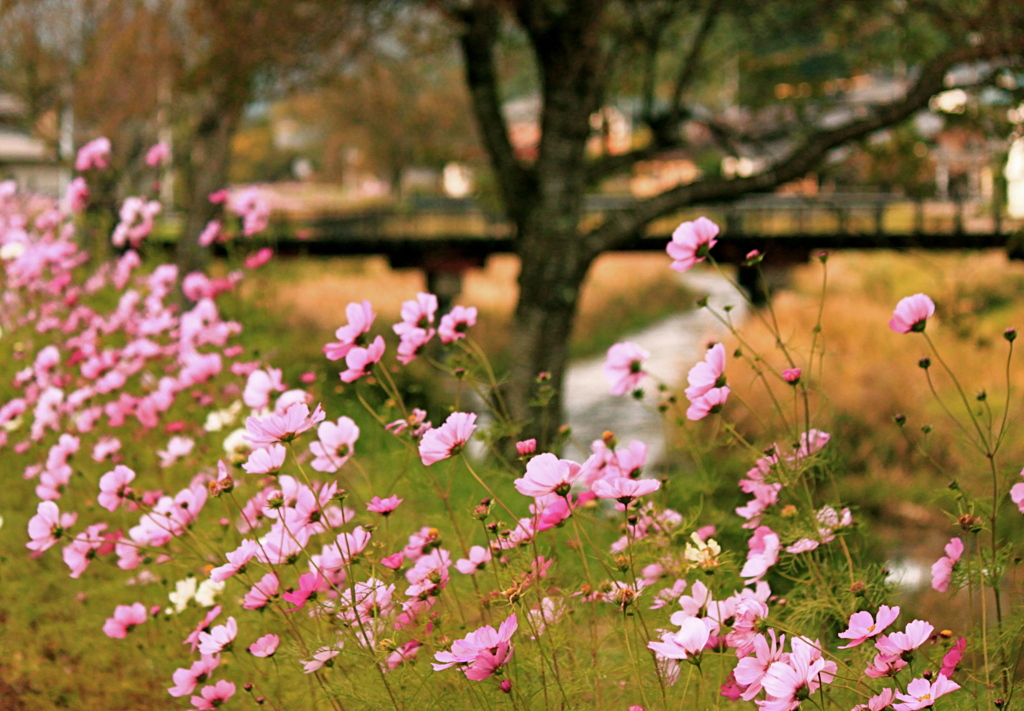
(245, 192, 1023, 303)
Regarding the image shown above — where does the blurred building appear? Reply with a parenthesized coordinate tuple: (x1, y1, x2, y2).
(0, 93, 65, 195)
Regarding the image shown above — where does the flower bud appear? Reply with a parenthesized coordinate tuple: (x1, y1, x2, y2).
(918, 357, 931, 369)
(894, 413, 906, 426)
(1004, 328, 1017, 342)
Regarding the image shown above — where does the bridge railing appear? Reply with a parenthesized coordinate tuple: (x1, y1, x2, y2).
(305, 193, 1021, 244)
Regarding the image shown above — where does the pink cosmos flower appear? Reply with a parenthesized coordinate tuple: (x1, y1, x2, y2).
(245, 402, 326, 446)
(323, 301, 375, 361)
(740, 525, 780, 582)
(889, 294, 936, 334)
(604, 342, 650, 396)
(75, 137, 111, 171)
(244, 247, 273, 269)
(940, 637, 966, 678)
(439, 305, 478, 344)
(893, 675, 960, 711)
(197, 616, 237, 655)
(302, 646, 341, 674)
(647, 616, 713, 660)
(339, 335, 386, 383)
(386, 641, 422, 671)
(229, 186, 270, 237)
(782, 367, 801, 383)
(761, 636, 836, 709)
(210, 540, 259, 582)
(27, 501, 76, 552)
(852, 688, 896, 711)
(686, 386, 730, 421)
(168, 656, 220, 697)
(516, 439, 537, 456)
(242, 443, 287, 475)
(243, 367, 285, 409)
(367, 495, 403, 516)
(685, 343, 727, 402)
(248, 633, 280, 658)
(102, 602, 148, 639)
(667, 216, 719, 273)
(157, 436, 195, 468)
(1010, 467, 1024, 513)
(198, 219, 222, 247)
(837, 605, 900, 648)
(419, 412, 477, 465)
(282, 572, 329, 611)
(191, 680, 236, 710)
(515, 453, 583, 498)
(931, 537, 964, 593)
(145, 142, 170, 167)
(876, 620, 934, 656)
(67, 176, 89, 212)
(243, 573, 279, 610)
(309, 416, 360, 472)
(433, 613, 517, 680)
(734, 630, 787, 700)
(455, 545, 492, 575)
(591, 476, 660, 505)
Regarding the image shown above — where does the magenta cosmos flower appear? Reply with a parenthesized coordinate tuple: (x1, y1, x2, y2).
(889, 293, 935, 333)
(418, 412, 477, 465)
(604, 341, 650, 396)
(667, 216, 719, 273)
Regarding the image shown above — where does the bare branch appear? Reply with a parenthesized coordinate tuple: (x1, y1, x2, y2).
(582, 45, 998, 258)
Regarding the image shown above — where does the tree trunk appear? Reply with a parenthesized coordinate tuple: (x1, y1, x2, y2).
(507, 226, 593, 450)
(176, 95, 244, 276)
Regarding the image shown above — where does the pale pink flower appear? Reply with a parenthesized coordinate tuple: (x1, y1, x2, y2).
(92, 436, 122, 462)
(98, 465, 136, 512)
(889, 294, 936, 334)
(243, 367, 285, 409)
(157, 436, 195, 468)
(439, 305, 477, 344)
(419, 412, 477, 465)
(229, 186, 270, 237)
(685, 386, 730, 421)
(242, 444, 287, 475)
(168, 656, 220, 697)
(931, 537, 964, 592)
(893, 675, 960, 711)
(685, 343, 727, 401)
(667, 216, 719, 272)
(145, 142, 170, 167)
(837, 605, 900, 648)
(248, 633, 280, 657)
(302, 646, 341, 673)
(366, 495, 403, 516)
(190, 680, 235, 710)
(1011, 467, 1024, 513)
(245, 402, 326, 446)
(455, 545, 492, 575)
(210, 540, 259, 582)
(75, 137, 111, 171)
(875, 620, 934, 656)
(740, 525, 780, 582)
(515, 453, 583, 498)
(323, 301, 375, 361)
(852, 688, 896, 711)
(102, 602, 148, 638)
(243, 573, 279, 610)
(339, 335, 386, 383)
(197, 219, 222, 247)
(761, 637, 836, 708)
(26, 501, 76, 552)
(591, 476, 660, 505)
(67, 176, 89, 212)
(734, 630, 787, 700)
(197, 616, 237, 655)
(309, 416, 359, 472)
(604, 341, 649, 395)
(386, 641, 422, 671)
(647, 616, 713, 660)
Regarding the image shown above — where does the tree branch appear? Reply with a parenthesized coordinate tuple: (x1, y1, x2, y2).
(452, 2, 535, 225)
(582, 45, 999, 258)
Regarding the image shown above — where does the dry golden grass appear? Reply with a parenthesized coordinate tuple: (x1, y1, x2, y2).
(719, 249, 1024, 508)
